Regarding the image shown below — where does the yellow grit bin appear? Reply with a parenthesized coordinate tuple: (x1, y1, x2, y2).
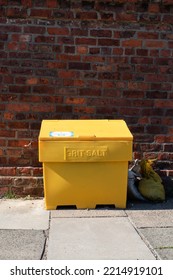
(39, 120, 133, 210)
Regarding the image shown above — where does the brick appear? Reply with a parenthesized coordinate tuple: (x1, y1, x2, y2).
(86, 80, 102, 88)
(145, 40, 166, 48)
(90, 29, 112, 37)
(21, 0, 32, 7)
(0, 167, 16, 176)
(148, 3, 160, 13)
(69, 62, 91, 70)
(131, 57, 153, 64)
(57, 88, 77, 96)
(8, 140, 31, 148)
(127, 82, 149, 90)
(122, 39, 142, 47)
(26, 77, 38, 85)
(4, 112, 14, 120)
(77, 46, 88, 54)
(137, 65, 158, 73)
(146, 125, 167, 134)
(35, 35, 55, 43)
(79, 88, 101, 96)
(46, 0, 57, 8)
(7, 42, 19, 51)
(124, 48, 133, 55)
(6, 7, 27, 18)
(83, 55, 105, 63)
(98, 39, 119, 46)
(76, 37, 96, 45)
(119, 107, 141, 116)
(123, 91, 144, 99)
(32, 104, 55, 112)
(32, 167, 43, 177)
(16, 167, 32, 176)
(7, 103, 30, 112)
(56, 105, 72, 113)
(46, 61, 66, 69)
(8, 122, 29, 129)
(163, 15, 173, 24)
(155, 135, 173, 144)
(59, 54, 80, 62)
(155, 100, 173, 108)
(115, 31, 136, 39)
(73, 106, 95, 114)
(0, 0, 7, 4)
(9, 85, 30, 93)
(89, 47, 100, 55)
(137, 32, 158, 39)
(145, 74, 168, 83)
(0, 34, 8, 41)
(146, 91, 167, 99)
(100, 12, 114, 21)
(160, 50, 171, 57)
(52, 9, 73, 19)
(58, 70, 80, 79)
(76, 12, 98, 20)
(136, 49, 148, 56)
(71, 28, 88, 37)
(113, 48, 123, 55)
(64, 46, 75, 54)
(30, 9, 52, 18)
(0, 178, 12, 187)
(58, 36, 74, 45)
(63, 79, 84, 87)
(24, 26, 46, 34)
(0, 148, 4, 156)
(164, 145, 173, 152)
(65, 97, 86, 105)
(116, 13, 137, 22)
(155, 58, 170, 65)
(98, 72, 119, 80)
(47, 27, 69, 35)
(9, 52, 31, 59)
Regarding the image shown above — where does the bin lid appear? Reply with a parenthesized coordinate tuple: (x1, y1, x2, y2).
(39, 120, 133, 141)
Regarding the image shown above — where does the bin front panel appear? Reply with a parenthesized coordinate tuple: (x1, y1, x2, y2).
(39, 140, 132, 162)
(43, 161, 128, 209)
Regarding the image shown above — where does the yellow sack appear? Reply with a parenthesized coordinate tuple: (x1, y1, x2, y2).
(139, 159, 165, 201)
(138, 178, 165, 201)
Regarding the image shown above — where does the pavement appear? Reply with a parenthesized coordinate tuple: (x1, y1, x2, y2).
(0, 198, 173, 260)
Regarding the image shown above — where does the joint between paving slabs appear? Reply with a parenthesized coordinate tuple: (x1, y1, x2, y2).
(40, 211, 51, 260)
(125, 213, 161, 260)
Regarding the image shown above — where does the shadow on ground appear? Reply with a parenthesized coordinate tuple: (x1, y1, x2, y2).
(127, 197, 173, 210)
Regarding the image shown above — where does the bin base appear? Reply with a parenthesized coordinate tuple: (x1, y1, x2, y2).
(46, 204, 119, 210)
(43, 162, 128, 210)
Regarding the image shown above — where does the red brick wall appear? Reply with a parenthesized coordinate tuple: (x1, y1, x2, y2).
(0, 0, 173, 196)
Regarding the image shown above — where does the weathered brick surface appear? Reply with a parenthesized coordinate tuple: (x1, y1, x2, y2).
(0, 0, 173, 195)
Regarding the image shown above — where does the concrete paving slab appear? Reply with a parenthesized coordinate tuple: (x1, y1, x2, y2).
(51, 209, 127, 218)
(139, 228, 173, 248)
(139, 227, 173, 260)
(156, 248, 173, 260)
(126, 209, 173, 228)
(0, 229, 46, 260)
(0, 199, 49, 230)
(47, 217, 155, 260)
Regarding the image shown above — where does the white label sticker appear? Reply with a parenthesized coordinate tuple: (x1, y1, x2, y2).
(49, 131, 74, 137)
